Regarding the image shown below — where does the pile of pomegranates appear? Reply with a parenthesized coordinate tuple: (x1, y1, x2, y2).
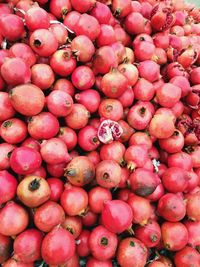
(1, 0, 200, 266)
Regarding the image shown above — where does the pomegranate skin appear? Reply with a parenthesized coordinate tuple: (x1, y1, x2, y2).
(13, 229, 43, 263)
(0, 170, 18, 205)
(41, 227, 75, 265)
(0, 201, 29, 236)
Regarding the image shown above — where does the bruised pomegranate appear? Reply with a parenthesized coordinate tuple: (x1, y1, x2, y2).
(129, 168, 159, 197)
(64, 156, 95, 186)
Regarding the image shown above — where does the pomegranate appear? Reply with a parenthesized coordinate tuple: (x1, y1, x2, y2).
(50, 48, 76, 77)
(101, 69, 128, 98)
(129, 168, 159, 196)
(31, 64, 55, 90)
(60, 183, 88, 216)
(58, 127, 77, 151)
(41, 227, 75, 265)
(30, 29, 58, 57)
(135, 220, 161, 248)
(161, 222, 188, 251)
(128, 194, 152, 225)
(34, 201, 65, 232)
(186, 193, 200, 221)
(96, 160, 121, 188)
(0, 14, 24, 41)
(64, 156, 95, 186)
(78, 126, 100, 151)
(47, 178, 64, 202)
(0, 202, 29, 236)
(65, 103, 90, 130)
(117, 237, 148, 267)
(62, 216, 82, 238)
(13, 229, 43, 263)
(101, 200, 133, 234)
(89, 226, 118, 261)
(9, 84, 45, 116)
(88, 186, 112, 214)
(10, 147, 42, 175)
(0, 170, 17, 205)
(174, 246, 200, 267)
(76, 230, 91, 257)
(75, 89, 101, 113)
(40, 138, 69, 165)
(28, 112, 59, 140)
(157, 193, 186, 222)
(0, 92, 15, 122)
(17, 175, 50, 207)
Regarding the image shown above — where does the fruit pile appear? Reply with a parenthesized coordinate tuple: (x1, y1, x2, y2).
(1, 0, 200, 266)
